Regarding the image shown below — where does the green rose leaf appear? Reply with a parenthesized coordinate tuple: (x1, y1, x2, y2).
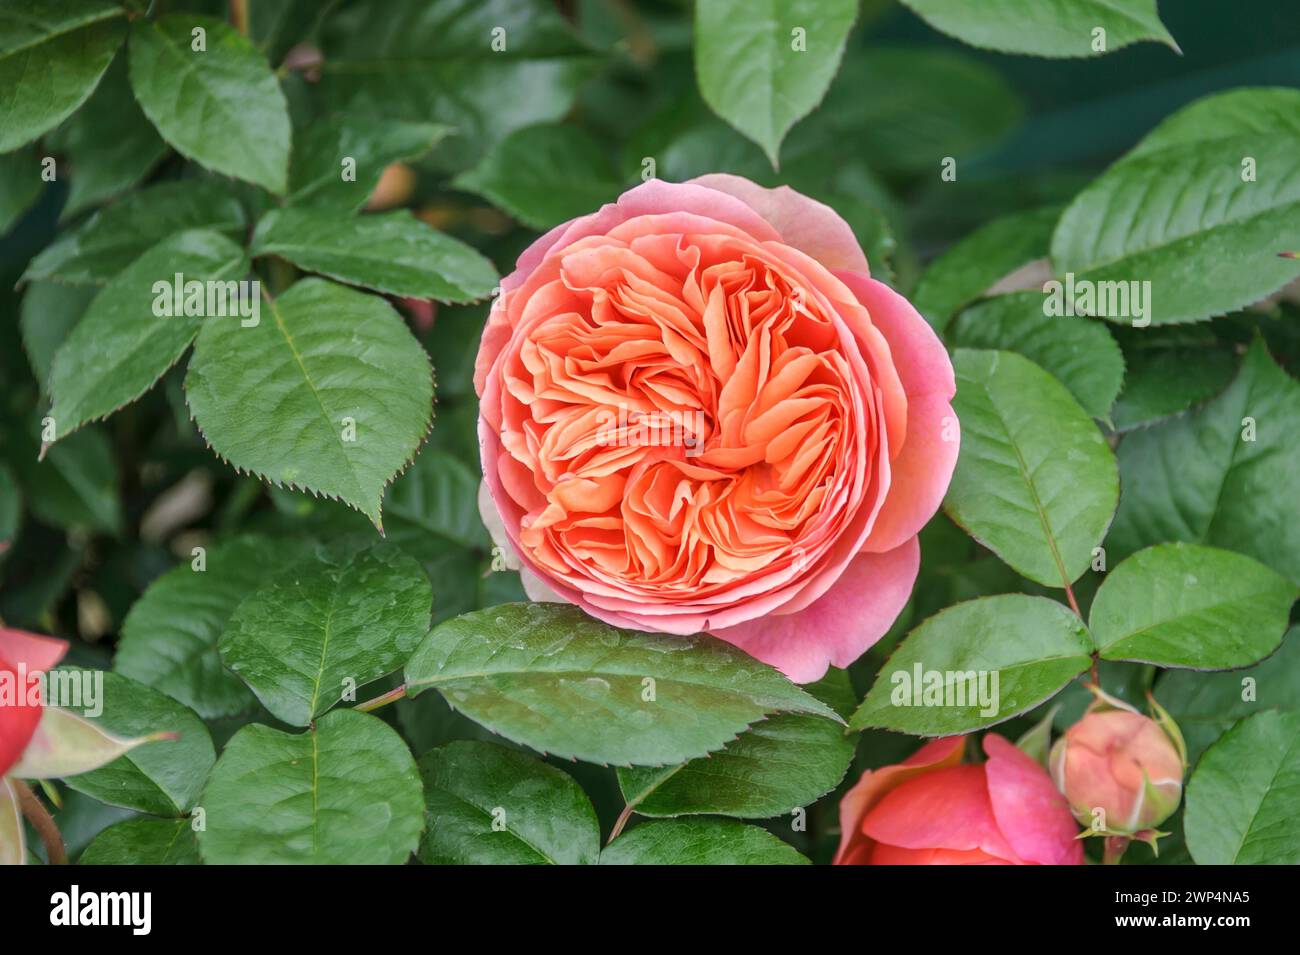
(185, 278, 434, 528)
(453, 123, 624, 230)
(219, 540, 432, 727)
(1108, 338, 1300, 585)
(19, 282, 97, 390)
(0, 0, 125, 152)
(850, 594, 1094, 735)
(46, 56, 167, 217)
(46, 230, 249, 445)
(948, 291, 1124, 422)
(1052, 88, 1300, 326)
(600, 818, 809, 865)
(1156, 627, 1300, 763)
(1184, 710, 1300, 864)
(383, 447, 490, 555)
(23, 180, 246, 286)
(1111, 346, 1237, 432)
(79, 817, 201, 865)
(404, 603, 839, 766)
(0, 148, 43, 233)
(897, 0, 1177, 58)
(114, 535, 313, 719)
(319, 0, 597, 172)
(60, 670, 215, 817)
(8, 424, 121, 535)
(694, 0, 858, 166)
(197, 709, 424, 864)
(912, 206, 1060, 331)
(250, 207, 498, 304)
(616, 668, 856, 819)
(944, 349, 1119, 587)
(287, 116, 449, 211)
(1090, 544, 1296, 669)
(128, 14, 290, 193)
(417, 740, 600, 865)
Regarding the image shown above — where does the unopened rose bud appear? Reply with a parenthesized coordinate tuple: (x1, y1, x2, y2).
(1050, 691, 1186, 838)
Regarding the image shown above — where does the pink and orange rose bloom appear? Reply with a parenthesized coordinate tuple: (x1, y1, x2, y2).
(475, 175, 959, 681)
(835, 734, 1084, 865)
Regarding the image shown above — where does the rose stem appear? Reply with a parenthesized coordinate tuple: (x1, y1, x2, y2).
(355, 683, 408, 713)
(14, 779, 67, 865)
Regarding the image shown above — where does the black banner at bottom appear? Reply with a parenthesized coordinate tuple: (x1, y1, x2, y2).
(3, 862, 1275, 940)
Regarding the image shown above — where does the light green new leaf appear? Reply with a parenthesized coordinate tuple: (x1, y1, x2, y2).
(1156, 627, 1300, 763)
(616, 668, 856, 819)
(417, 740, 600, 865)
(898, 0, 1177, 58)
(850, 595, 1093, 735)
(1052, 88, 1300, 326)
(0, 0, 125, 152)
(1184, 710, 1300, 864)
(23, 180, 246, 286)
(404, 603, 838, 766)
(185, 278, 434, 528)
(251, 207, 498, 303)
(128, 15, 290, 193)
(453, 123, 623, 230)
(58, 671, 214, 817)
(944, 349, 1119, 587)
(1091, 544, 1296, 669)
(80, 817, 201, 865)
(319, 0, 597, 171)
(197, 710, 424, 864)
(46, 230, 249, 445)
(949, 292, 1124, 422)
(601, 818, 809, 865)
(114, 535, 314, 719)
(46, 55, 167, 217)
(1108, 338, 1300, 584)
(287, 116, 449, 211)
(219, 540, 432, 726)
(694, 0, 858, 166)
(912, 206, 1060, 331)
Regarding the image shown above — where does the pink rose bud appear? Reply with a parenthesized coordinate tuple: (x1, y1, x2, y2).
(1049, 691, 1187, 839)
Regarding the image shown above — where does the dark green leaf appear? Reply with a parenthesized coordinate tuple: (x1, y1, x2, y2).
(23, 180, 246, 286)
(417, 740, 600, 864)
(404, 603, 839, 766)
(46, 230, 249, 444)
(79, 817, 200, 865)
(945, 349, 1119, 587)
(62, 670, 215, 816)
(1111, 346, 1237, 432)
(186, 278, 434, 528)
(198, 710, 423, 864)
(0, 0, 125, 151)
(250, 207, 498, 303)
(1091, 544, 1296, 669)
(1108, 338, 1300, 584)
(128, 15, 290, 193)
(219, 540, 432, 726)
(287, 116, 449, 211)
(850, 594, 1093, 734)
(19, 281, 97, 390)
(0, 147, 43, 233)
(600, 818, 809, 865)
(1184, 710, 1300, 864)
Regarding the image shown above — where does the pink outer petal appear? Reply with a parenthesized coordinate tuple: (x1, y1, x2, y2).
(834, 736, 965, 865)
(688, 173, 871, 274)
(707, 536, 920, 684)
(861, 763, 1023, 862)
(835, 271, 960, 553)
(869, 844, 1012, 865)
(983, 734, 1085, 865)
(0, 628, 68, 673)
